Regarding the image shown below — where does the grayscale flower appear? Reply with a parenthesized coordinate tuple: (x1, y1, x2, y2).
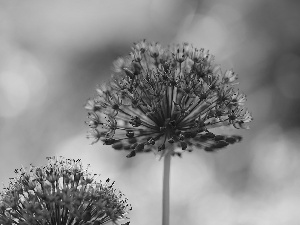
(0, 157, 131, 225)
(85, 40, 252, 158)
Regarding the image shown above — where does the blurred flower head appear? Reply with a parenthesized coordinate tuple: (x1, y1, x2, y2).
(85, 40, 252, 158)
(0, 156, 131, 225)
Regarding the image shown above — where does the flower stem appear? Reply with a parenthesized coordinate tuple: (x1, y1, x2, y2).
(162, 151, 171, 225)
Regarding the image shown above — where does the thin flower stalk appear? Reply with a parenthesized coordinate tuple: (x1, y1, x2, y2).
(162, 151, 171, 225)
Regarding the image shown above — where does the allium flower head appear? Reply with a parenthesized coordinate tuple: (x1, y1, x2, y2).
(0, 157, 131, 225)
(85, 40, 252, 158)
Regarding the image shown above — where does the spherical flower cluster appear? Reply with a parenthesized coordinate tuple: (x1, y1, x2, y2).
(85, 40, 252, 158)
(0, 157, 131, 225)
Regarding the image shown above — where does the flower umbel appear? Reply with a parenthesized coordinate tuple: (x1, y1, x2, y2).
(0, 157, 131, 225)
(85, 40, 253, 158)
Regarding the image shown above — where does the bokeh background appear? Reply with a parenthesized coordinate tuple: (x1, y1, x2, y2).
(1, 0, 300, 224)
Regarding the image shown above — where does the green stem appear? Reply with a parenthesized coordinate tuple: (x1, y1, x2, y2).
(162, 151, 171, 225)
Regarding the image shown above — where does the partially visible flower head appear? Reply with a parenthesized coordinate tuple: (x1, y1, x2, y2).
(0, 157, 131, 225)
(85, 40, 253, 158)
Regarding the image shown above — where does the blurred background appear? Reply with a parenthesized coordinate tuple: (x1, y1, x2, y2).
(1, 0, 300, 224)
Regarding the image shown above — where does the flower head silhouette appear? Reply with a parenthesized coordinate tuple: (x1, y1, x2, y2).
(0, 157, 131, 225)
(85, 40, 252, 158)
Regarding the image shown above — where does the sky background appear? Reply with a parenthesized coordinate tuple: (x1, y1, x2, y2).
(1, 0, 300, 224)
